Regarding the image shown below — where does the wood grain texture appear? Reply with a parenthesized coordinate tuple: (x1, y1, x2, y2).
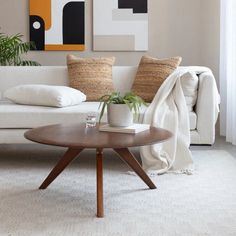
(24, 123, 173, 218)
(24, 123, 172, 149)
(96, 148, 104, 218)
(39, 148, 83, 189)
(113, 148, 156, 189)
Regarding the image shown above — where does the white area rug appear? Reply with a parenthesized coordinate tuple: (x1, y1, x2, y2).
(0, 148, 236, 236)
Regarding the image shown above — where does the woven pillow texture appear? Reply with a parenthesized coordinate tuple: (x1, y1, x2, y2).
(132, 55, 182, 102)
(67, 55, 115, 101)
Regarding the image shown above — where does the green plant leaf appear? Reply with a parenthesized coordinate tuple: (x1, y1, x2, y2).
(97, 91, 147, 123)
(0, 32, 41, 66)
(99, 101, 107, 123)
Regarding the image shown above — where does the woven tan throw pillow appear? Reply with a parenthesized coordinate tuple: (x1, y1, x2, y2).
(67, 55, 115, 101)
(132, 56, 182, 102)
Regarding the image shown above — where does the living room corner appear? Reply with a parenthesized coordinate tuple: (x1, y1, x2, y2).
(0, 0, 236, 236)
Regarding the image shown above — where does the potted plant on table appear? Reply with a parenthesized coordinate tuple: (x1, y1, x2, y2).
(99, 92, 147, 127)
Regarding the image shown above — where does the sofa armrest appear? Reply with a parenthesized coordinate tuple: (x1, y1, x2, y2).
(195, 71, 220, 144)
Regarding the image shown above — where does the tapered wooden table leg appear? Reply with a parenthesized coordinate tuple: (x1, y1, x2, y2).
(96, 148, 104, 218)
(39, 148, 83, 189)
(113, 148, 156, 189)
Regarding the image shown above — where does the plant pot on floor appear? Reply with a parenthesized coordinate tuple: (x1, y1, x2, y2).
(107, 103, 133, 127)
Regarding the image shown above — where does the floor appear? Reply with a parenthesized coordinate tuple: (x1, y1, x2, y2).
(0, 136, 235, 236)
(191, 135, 236, 157)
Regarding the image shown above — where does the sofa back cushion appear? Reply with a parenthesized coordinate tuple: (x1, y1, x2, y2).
(0, 66, 199, 108)
(112, 66, 138, 94)
(0, 66, 68, 100)
(67, 55, 115, 101)
(0, 66, 137, 101)
(132, 56, 182, 102)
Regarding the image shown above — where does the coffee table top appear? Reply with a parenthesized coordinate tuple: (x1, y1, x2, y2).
(24, 123, 172, 149)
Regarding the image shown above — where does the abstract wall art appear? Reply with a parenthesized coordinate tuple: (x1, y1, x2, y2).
(29, 0, 85, 51)
(93, 0, 148, 51)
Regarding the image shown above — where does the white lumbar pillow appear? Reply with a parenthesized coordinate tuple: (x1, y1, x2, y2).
(4, 84, 86, 107)
(180, 72, 199, 112)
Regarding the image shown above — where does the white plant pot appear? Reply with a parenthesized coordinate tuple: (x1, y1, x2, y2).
(107, 104, 133, 127)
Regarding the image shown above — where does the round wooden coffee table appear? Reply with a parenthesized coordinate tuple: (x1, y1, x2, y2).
(24, 123, 172, 218)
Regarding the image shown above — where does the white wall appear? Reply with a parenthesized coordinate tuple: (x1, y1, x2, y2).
(0, 0, 220, 80)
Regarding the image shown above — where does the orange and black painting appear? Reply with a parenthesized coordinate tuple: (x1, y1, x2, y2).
(29, 0, 85, 51)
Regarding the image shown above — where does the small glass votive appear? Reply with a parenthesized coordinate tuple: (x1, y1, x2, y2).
(86, 112, 97, 128)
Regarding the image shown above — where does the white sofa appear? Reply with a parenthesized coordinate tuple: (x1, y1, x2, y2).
(0, 66, 218, 145)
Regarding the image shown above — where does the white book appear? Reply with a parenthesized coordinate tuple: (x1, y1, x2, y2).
(99, 124, 150, 134)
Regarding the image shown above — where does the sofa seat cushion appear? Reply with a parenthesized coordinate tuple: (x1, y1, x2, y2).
(0, 101, 147, 129)
(0, 101, 101, 129)
(0, 101, 197, 130)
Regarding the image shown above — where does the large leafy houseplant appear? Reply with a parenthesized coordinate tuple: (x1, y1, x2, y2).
(99, 92, 147, 126)
(0, 32, 40, 66)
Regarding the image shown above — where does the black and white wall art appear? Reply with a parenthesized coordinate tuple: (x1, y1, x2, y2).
(93, 0, 148, 51)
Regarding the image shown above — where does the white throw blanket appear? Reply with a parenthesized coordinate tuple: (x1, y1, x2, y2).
(140, 67, 219, 175)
